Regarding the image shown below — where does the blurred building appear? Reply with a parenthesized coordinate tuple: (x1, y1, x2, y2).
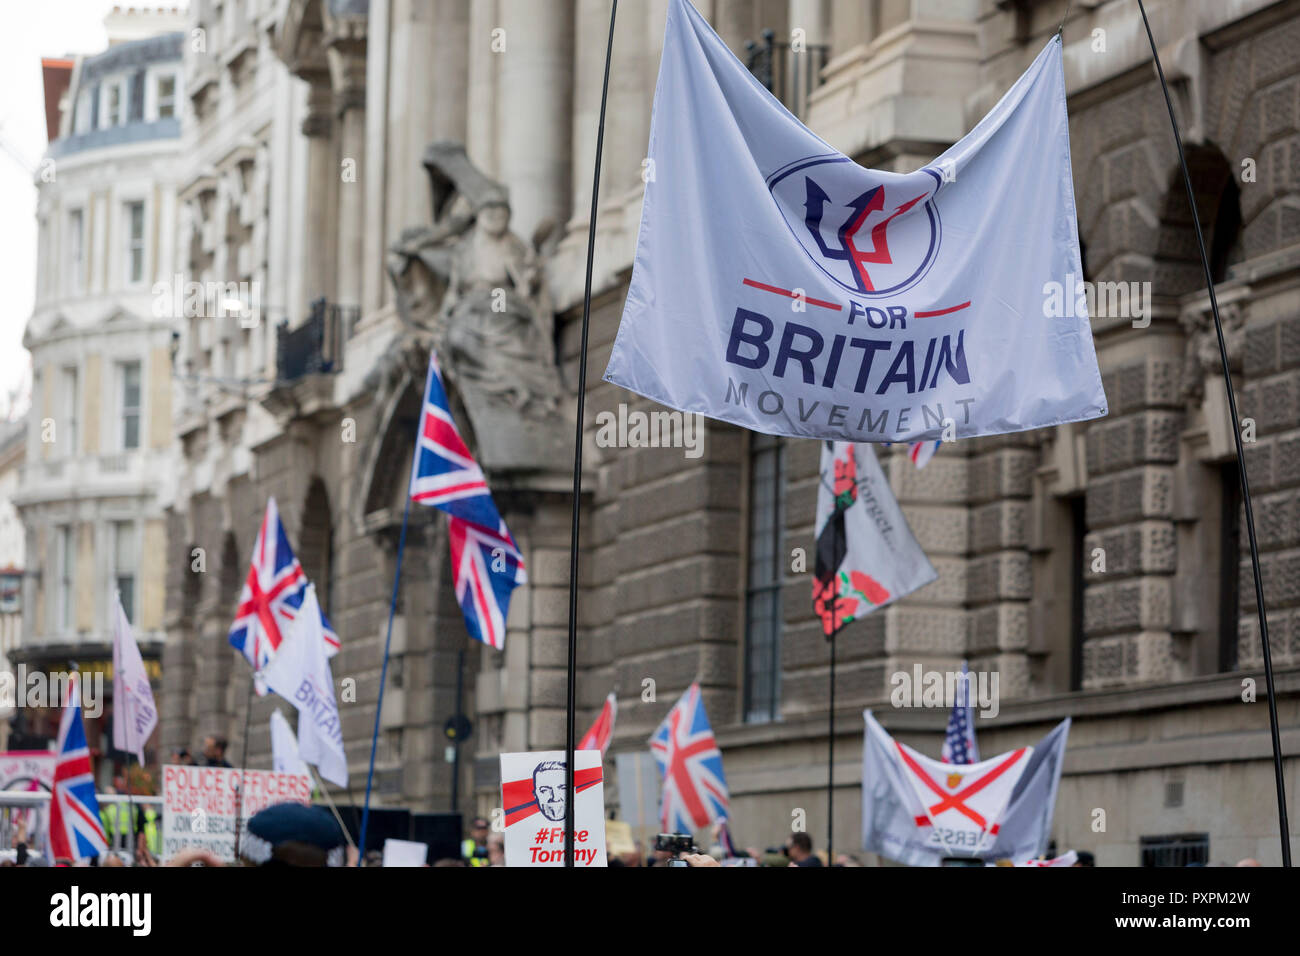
(0, 422, 27, 751)
(12, 7, 184, 781)
(159, 0, 1299, 865)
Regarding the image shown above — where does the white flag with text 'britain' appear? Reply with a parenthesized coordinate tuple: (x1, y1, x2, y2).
(604, 0, 1107, 444)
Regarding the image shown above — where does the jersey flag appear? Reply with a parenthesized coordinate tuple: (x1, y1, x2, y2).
(604, 0, 1106, 445)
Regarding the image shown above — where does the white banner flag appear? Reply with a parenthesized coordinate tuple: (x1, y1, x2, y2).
(270, 708, 309, 778)
(111, 593, 157, 764)
(862, 710, 1070, 865)
(812, 442, 936, 635)
(605, 0, 1106, 444)
(262, 585, 348, 788)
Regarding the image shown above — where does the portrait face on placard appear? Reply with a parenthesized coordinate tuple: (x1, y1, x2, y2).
(532, 761, 567, 822)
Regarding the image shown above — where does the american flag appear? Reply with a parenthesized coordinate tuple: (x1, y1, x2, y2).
(578, 692, 618, 756)
(411, 352, 525, 650)
(649, 683, 729, 833)
(228, 497, 340, 691)
(49, 673, 108, 861)
(941, 661, 979, 764)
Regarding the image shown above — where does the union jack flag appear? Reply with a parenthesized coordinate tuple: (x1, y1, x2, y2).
(649, 683, 729, 833)
(578, 692, 618, 756)
(941, 660, 980, 765)
(909, 439, 941, 469)
(228, 497, 340, 690)
(49, 673, 108, 861)
(412, 352, 526, 650)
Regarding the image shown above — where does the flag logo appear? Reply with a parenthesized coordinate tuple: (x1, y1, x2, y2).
(770, 156, 942, 296)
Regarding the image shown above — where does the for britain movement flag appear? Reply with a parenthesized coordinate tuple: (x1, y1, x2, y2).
(604, 0, 1106, 445)
(229, 497, 340, 694)
(48, 673, 108, 862)
(649, 683, 729, 834)
(410, 351, 526, 650)
(812, 441, 936, 636)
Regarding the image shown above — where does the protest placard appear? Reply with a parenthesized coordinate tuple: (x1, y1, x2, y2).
(160, 764, 312, 861)
(500, 750, 606, 867)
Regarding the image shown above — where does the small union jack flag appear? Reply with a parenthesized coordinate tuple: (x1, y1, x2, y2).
(941, 661, 979, 764)
(229, 498, 339, 691)
(412, 352, 526, 650)
(909, 439, 941, 469)
(649, 683, 729, 833)
(578, 692, 618, 756)
(49, 673, 108, 861)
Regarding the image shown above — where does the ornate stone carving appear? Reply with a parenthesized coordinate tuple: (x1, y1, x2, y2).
(1179, 300, 1246, 403)
(385, 141, 569, 470)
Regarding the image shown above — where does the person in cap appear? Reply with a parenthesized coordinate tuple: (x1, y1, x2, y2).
(241, 803, 348, 867)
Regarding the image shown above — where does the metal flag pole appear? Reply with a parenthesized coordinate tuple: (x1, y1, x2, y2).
(232, 669, 255, 861)
(1134, 0, 1290, 866)
(826, 513, 844, 866)
(564, 0, 619, 869)
(358, 487, 413, 863)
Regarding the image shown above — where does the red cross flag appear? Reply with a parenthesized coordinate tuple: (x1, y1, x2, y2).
(862, 710, 1069, 865)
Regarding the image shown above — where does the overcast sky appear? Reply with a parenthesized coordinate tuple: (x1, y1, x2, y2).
(0, 1, 126, 422)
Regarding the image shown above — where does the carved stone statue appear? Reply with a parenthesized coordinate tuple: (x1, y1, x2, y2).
(388, 141, 562, 420)
(387, 141, 569, 470)
(1180, 300, 1246, 403)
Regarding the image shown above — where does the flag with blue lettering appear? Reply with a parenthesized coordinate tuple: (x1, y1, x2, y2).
(604, 0, 1106, 444)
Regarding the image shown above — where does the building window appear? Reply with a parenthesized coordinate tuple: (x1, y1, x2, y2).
(57, 526, 74, 632)
(67, 208, 84, 293)
(744, 433, 784, 723)
(114, 521, 138, 624)
(1140, 833, 1209, 867)
(156, 73, 176, 119)
(119, 360, 142, 450)
(60, 366, 79, 456)
(128, 70, 145, 123)
(103, 80, 122, 129)
(126, 201, 145, 284)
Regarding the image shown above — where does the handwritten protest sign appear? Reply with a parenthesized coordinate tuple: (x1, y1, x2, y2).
(160, 764, 311, 861)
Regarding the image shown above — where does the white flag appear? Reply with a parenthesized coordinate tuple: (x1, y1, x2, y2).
(262, 584, 348, 787)
(270, 708, 310, 778)
(984, 716, 1071, 863)
(111, 593, 157, 764)
(862, 710, 1069, 865)
(605, 0, 1106, 444)
(812, 442, 935, 635)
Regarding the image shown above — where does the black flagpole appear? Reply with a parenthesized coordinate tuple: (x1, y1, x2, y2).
(232, 671, 255, 862)
(1134, 0, 1290, 866)
(826, 516, 843, 866)
(566, 0, 619, 870)
(827, 610, 836, 865)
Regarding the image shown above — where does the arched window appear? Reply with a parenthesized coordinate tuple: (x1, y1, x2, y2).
(300, 478, 334, 616)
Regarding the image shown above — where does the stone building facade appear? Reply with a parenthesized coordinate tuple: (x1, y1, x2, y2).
(13, 11, 185, 778)
(163, 0, 1300, 864)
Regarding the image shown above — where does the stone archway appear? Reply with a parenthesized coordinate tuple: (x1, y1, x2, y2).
(299, 477, 335, 615)
(1153, 144, 1242, 297)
